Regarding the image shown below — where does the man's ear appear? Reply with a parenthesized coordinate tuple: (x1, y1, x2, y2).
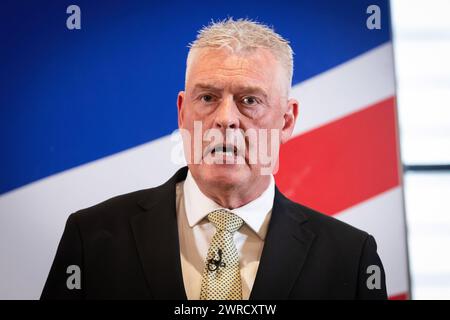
(280, 98, 299, 144)
(177, 91, 185, 128)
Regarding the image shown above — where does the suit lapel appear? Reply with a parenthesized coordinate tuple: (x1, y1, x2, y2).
(130, 167, 188, 299)
(250, 187, 316, 300)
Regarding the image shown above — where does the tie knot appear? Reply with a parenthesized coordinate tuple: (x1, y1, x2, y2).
(207, 209, 244, 233)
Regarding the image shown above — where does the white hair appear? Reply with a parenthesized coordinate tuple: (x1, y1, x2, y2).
(186, 18, 294, 89)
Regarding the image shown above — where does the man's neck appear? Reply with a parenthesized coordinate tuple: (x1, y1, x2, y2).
(193, 175, 272, 210)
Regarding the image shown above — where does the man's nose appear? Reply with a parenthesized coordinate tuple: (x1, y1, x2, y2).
(213, 96, 239, 130)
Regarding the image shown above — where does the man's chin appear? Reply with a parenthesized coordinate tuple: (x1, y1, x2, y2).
(200, 163, 249, 186)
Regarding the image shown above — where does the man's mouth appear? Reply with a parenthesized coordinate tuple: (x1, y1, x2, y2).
(210, 144, 238, 157)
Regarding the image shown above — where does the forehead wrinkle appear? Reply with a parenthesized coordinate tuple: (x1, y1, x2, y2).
(191, 66, 272, 90)
(194, 63, 269, 81)
(193, 50, 272, 76)
(191, 77, 270, 96)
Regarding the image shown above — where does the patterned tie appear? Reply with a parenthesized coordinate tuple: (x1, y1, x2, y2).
(200, 209, 244, 300)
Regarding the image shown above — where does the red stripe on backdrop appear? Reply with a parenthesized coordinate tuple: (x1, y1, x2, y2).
(389, 292, 409, 300)
(275, 96, 400, 215)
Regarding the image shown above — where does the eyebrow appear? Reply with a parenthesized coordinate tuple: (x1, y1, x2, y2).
(192, 83, 223, 93)
(192, 83, 268, 99)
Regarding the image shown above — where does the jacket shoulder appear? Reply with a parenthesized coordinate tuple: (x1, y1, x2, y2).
(71, 186, 162, 229)
(286, 198, 370, 244)
(73, 167, 188, 225)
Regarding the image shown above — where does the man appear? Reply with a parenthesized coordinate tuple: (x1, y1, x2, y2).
(41, 18, 387, 300)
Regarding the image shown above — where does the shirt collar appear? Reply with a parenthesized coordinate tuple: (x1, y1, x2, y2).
(183, 170, 275, 240)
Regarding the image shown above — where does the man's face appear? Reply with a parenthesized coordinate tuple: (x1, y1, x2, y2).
(177, 47, 298, 194)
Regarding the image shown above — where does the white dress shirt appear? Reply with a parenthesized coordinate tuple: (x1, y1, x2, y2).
(175, 170, 275, 300)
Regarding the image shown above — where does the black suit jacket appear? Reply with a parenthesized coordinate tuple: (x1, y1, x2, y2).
(41, 166, 387, 299)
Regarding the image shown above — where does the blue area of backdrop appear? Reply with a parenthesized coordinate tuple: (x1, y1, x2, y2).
(0, 0, 391, 194)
